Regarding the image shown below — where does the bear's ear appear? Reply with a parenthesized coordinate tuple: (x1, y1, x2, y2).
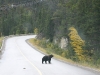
(51, 54, 53, 57)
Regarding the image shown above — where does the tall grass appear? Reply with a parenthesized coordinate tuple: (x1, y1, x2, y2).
(0, 37, 3, 48)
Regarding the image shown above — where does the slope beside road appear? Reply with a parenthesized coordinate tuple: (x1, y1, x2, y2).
(0, 35, 99, 75)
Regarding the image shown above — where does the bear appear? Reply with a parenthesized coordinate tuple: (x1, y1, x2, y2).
(42, 54, 53, 64)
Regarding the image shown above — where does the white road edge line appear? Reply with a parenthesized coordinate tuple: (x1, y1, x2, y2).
(15, 38, 42, 75)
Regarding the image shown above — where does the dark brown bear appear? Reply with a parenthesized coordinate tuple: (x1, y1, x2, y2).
(42, 54, 53, 64)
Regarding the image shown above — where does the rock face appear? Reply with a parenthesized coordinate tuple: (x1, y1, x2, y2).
(60, 37, 68, 49)
(53, 37, 68, 49)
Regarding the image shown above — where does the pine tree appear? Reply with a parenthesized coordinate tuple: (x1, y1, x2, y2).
(68, 27, 85, 61)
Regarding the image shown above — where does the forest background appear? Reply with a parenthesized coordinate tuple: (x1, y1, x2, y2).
(0, 0, 100, 69)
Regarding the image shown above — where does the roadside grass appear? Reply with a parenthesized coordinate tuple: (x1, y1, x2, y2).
(0, 37, 4, 48)
(28, 38, 100, 72)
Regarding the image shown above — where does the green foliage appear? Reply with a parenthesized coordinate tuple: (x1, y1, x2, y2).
(97, 59, 100, 65)
(0, 5, 34, 35)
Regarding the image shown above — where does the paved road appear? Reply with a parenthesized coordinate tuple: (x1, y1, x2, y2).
(0, 35, 99, 75)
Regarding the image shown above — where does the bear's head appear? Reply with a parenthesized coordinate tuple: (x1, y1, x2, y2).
(49, 54, 53, 58)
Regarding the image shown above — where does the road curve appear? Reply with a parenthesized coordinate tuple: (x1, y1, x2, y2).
(0, 35, 99, 75)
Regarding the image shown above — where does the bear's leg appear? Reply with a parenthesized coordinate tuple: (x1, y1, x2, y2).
(42, 58, 44, 64)
(48, 58, 51, 64)
(42, 60, 44, 64)
(45, 61, 47, 64)
(48, 60, 51, 64)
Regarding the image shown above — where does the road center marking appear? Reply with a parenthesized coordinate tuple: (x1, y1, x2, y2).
(15, 38, 42, 75)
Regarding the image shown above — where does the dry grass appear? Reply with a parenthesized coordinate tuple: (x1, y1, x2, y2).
(0, 37, 4, 48)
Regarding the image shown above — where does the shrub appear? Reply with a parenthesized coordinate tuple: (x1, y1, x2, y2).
(68, 27, 85, 61)
(61, 52, 66, 57)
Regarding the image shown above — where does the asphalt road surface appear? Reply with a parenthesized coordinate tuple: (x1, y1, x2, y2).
(0, 35, 99, 75)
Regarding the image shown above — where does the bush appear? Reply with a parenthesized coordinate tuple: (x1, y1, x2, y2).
(40, 40, 47, 48)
